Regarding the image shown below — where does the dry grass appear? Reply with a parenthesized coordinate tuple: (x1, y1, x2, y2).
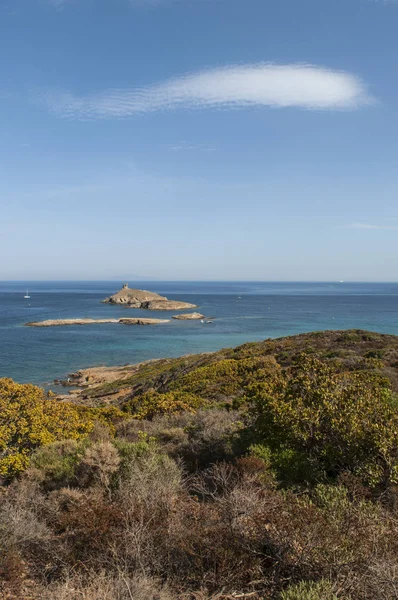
(39, 573, 173, 600)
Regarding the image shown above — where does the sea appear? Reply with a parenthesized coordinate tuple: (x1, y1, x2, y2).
(1, 281, 398, 388)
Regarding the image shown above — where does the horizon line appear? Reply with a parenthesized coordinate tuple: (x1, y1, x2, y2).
(1, 280, 398, 284)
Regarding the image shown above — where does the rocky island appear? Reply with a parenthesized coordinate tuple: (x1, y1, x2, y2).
(26, 317, 170, 327)
(102, 283, 197, 311)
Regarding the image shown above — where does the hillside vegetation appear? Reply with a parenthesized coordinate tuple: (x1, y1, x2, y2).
(1, 330, 398, 599)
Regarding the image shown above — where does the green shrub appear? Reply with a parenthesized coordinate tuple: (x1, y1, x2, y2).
(250, 443, 323, 486)
(272, 447, 323, 485)
(29, 440, 81, 487)
(280, 580, 338, 600)
(249, 355, 398, 487)
(249, 443, 273, 467)
(113, 434, 157, 481)
(365, 349, 384, 359)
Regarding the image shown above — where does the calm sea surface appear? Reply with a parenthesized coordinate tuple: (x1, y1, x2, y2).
(1, 281, 398, 387)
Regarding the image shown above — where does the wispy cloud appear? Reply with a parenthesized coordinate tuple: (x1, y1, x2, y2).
(41, 63, 372, 120)
(344, 222, 398, 230)
(47, 0, 68, 7)
(169, 141, 215, 152)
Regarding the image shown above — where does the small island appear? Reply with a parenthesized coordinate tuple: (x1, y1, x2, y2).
(26, 317, 170, 327)
(102, 283, 197, 311)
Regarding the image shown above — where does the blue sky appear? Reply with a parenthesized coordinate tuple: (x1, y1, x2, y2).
(1, 0, 397, 280)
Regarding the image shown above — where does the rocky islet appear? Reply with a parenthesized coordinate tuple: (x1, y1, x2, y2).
(102, 284, 197, 311)
(26, 317, 170, 327)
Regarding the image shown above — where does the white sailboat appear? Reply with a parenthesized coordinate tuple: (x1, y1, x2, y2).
(24, 289, 30, 299)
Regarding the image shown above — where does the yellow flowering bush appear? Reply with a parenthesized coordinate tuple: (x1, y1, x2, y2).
(0, 378, 95, 479)
(124, 390, 207, 420)
(169, 356, 280, 400)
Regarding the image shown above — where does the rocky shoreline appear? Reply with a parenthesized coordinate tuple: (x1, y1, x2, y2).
(58, 358, 162, 388)
(54, 353, 215, 402)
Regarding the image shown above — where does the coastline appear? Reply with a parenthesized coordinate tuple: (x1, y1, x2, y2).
(54, 328, 398, 406)
(3, 281, 398, 388)
(55, 351, 216, 403)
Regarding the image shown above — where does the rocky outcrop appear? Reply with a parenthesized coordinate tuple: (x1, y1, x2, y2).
(26, 317, 170, 327)
(118, 318, 170, 325)
(26, 319, 119, 327)
(102, 284, 167, 307)
(172, 312, 205, 320)
(102, 284, 197, 311)
(142, 300, 197, 311)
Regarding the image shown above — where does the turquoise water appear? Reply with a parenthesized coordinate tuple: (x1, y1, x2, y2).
(1, 281, 398, 386)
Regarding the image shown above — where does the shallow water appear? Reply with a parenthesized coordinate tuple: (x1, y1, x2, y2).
(1, 281, 398, 386)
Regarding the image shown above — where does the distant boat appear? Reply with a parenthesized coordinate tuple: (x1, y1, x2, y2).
(24, 289, 30, 299)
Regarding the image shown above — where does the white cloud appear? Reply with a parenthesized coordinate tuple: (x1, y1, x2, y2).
(41, 63, 372, 120)
(344, 222, 398, 230)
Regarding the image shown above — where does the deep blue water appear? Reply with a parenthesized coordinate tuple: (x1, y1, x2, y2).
(1, 281, 398, 387)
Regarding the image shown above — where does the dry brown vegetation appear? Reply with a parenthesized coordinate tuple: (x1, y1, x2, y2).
(1, 330, 398, 599)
